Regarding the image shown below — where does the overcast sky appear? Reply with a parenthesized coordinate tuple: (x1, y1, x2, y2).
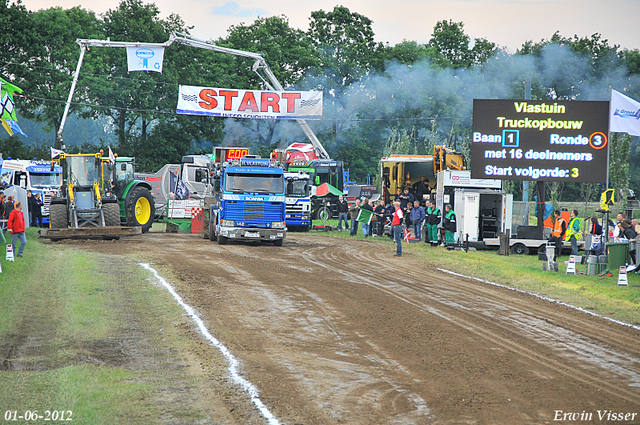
(22, 0, 640, 53)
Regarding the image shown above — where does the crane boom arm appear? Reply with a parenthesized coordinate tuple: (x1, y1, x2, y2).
(58, 33, 330, 159)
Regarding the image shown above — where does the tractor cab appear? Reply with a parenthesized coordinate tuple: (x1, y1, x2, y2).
(111, 158, 135, 190)
(51, 152, 120, 228)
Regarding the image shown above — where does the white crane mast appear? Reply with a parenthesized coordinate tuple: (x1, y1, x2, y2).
(57, 33, 330, 159)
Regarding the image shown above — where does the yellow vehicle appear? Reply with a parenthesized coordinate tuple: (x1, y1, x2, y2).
(42, 151, 151, 239)
(380, 145, 466, 204)
(49, 152, 120, 229)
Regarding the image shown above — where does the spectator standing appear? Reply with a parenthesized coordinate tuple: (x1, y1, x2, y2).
(425, 200, 441, 246)
(4, 195, 15, 226)
(32, 193, 44, 227)
(405, 202, 413, 230)
(0, 192, 5, 229)
(410, 200, 425, 241)
(398, 187, 414, 211)
(360, 198, 374, 237)
(632, 218, 640, 235)
(412, 176, 429, 203)
(613, 212, 626, 238)
(565, 209, 581, 256)
(589, 215, 603, 236)
(374, 200, 386, 237)
(443, 204, 457, 245)
(392, 201, 404, 257)
(550, 210, 567, 259)
(7, 201, 26, 257)
(394, 188, 402, 203)
(336, 195, 349, 232)
(349, 199, 361, 236)
(26, 190, 35, 226)
(619, 220, 637, 240)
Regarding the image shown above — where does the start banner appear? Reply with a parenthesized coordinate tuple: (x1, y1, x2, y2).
(176, 86, 322, 119)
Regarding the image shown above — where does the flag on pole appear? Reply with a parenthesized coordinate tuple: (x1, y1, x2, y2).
(51, 147, 65, 158)
(356, 207, 373, 225)
(0, 77, 22, 122)
(404, 227, 411, 243)
(126, 46, 165, 73)
(175, 179, 190, 200)
(0, 77, 27, 138)
(610, 89, 640, 136)
(108, 146, 116, 164)
(1, 118, 27, 138)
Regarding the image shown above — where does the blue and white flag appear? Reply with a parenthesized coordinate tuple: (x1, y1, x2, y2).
(126, 46, 165, 73)
(175, 179, 190, 200)
(610, 89, 640, 137)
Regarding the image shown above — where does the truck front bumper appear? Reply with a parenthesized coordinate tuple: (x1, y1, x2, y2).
(219, 227, 286, 241)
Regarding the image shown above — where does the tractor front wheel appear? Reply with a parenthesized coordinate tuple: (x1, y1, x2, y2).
(126, 187, 155, 233)
(103, 202, 121, 227)
(49, 203, 68, 229)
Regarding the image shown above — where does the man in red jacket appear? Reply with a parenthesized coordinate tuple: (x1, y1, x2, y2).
(7, 201, 26, 257)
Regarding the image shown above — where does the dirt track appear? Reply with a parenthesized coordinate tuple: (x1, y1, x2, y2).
(72, 231, 640, 424)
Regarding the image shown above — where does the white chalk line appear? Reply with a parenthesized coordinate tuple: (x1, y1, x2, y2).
(139, 263, 280, 425)
(437, 268, 640, 332)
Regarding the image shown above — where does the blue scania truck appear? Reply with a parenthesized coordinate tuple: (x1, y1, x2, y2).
(209, 156, 287, 246)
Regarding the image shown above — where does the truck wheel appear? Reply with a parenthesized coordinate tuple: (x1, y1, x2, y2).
(202, 215, 210, 239)
(127, 187, 155, 233)
(209, 221, 216, 241)
(510, 243, 528, 255)
(217, 234, 227, 245)
(103, 202, 121, 227)
(274, 239, 283, 246)
(49, 203, 68, 229)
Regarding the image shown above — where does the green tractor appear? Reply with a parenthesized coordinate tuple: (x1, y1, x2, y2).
(108, 156, 155, 233)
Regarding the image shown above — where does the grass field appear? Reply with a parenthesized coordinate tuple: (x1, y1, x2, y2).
(0, 229, 217, 424)
(309, 219, 640, 326)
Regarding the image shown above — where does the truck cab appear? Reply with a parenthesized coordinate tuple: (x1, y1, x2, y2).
(210, 157, 287, 246)
(284, 172, 312, 230)
(288, 159, 345, 219)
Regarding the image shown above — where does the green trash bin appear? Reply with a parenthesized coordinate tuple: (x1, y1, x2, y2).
(606, 242, 630, 271)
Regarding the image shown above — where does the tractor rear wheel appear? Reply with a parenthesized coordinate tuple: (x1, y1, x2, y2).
(49, 203, 68, 229)
(126, 187, 155, 233)
(103, 202, 121, 227)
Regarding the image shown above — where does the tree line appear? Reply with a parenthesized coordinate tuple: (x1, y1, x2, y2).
(1, 0, 639, 204)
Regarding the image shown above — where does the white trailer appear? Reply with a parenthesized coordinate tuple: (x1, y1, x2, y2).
(435, 170, 512, 248)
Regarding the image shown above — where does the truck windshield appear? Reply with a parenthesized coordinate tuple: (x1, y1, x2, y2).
(225, 173, 284, 194)
(67, 157, 97, 186)
(30, 173, 60, 187)
(286, 180, 309, 198)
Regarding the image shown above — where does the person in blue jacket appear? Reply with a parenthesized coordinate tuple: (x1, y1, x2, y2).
(410, 200, 425, 241)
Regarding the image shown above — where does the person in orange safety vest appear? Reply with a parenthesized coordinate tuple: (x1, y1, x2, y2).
(549, 210, 567, 260)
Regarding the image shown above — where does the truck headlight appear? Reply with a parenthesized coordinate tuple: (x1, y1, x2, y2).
(220, 219, 234, 227)
(272, 221, 286, 229)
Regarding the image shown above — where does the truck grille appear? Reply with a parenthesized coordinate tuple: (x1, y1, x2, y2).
(287, 203, 304, 214)
(226, 201, 283, 226)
